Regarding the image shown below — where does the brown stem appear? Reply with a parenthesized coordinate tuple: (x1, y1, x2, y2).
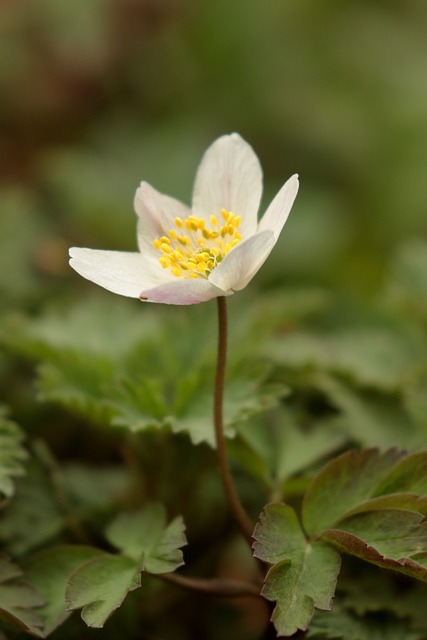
(214, 297, 254, 547)
(158, 572, 261, 598)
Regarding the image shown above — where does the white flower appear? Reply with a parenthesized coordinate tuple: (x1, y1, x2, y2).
(69, 133, 299, 305)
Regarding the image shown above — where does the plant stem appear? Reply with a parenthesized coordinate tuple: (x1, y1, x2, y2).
(214, 296, 254, 547)
(159, 572, 261, 598)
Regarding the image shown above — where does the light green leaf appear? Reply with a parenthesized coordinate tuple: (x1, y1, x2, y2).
(265, 326, 419, 393)
(22, 545, 104, 636)
(0, 554, 44, 637)
(253, 504, 341, 637)
(0, 409, 28, 500)
(37, 356, 115, 425)
(109, 376, 170, 433)
(105, 503, 186, 574)
(317, 375, 418, 448)
(65, 554, 141, 628)
(234, 406, 345, 489)
(2, 298, 284, 446)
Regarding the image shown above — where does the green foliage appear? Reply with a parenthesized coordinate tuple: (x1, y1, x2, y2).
(65, 554, 141, 628)
(307, 606, 424, 640)
(253, 449, 427, 636)
(3, 2, 427, 637)
(302, 449, 427, 582)
(105, 503, 186, 573)
(22, 546, 104, 636)
(0, 460, 65, 556)
(0, 555, 44, 637)
(0, 410, 27, 500)
(253, 504, 341, 637)
(65, 504, 186, 628)
(0, 298, 286, 447)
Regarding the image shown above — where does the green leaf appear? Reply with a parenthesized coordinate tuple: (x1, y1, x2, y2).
(0, 409, 28, 500)
(108, 376, 170, 434)
(105, 503, 186, 573)
(170, 364, 286, 446)
(65, 554, 141, 628)
(0, 554, 44, 637)
(302, 448, 427, 582)
(234, 406, 346, 489)
(317, 375, 418, 448)
(265, 326, 420, 393)
(302, 448, 405, 535)
(0, 461, 64, 556)
(253, 504, 341, 637)
(373, 450, 427, 495)
(2, 298, 285, 446)
(37, 355, 115, 425)
(307, 606, 423, 640)
(321, 510, 427, 582)
(22, 545, 104, 636)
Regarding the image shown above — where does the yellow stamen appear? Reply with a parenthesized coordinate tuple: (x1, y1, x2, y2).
(153, 210, 242, 279)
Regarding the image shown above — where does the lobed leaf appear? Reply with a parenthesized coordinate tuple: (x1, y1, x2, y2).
(253, 504, 341, 636)
(65, 554, 141, 628)
(302, 448, 427, 585)
(321, 509, 427, 582)
(105, 503, 186, 574)
(22, 545, 104, 636)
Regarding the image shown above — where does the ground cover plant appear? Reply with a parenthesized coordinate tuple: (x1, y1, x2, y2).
(1, 2, 427, 638)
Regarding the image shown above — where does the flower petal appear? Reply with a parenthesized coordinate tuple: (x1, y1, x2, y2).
(139, 278, 230, 305)
(134, 182, 190, 253)
(257, 174, 299, 239)
(192, 133, 262, 239)
(69, 248, 169, 298)
(208, 230, 275, 292)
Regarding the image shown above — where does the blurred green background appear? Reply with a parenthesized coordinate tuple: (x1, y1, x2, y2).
(1, 0, 427, 309)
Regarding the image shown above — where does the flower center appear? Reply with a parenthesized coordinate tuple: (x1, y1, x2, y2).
(153, 210, 242, 279)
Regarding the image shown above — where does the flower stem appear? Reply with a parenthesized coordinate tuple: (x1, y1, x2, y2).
(159, 572, 261, 598)
(214, 296, 254, 547)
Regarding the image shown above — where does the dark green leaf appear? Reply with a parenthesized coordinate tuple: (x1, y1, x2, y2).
(302, 448, 405, 536)
(307, 606, 423, 640)
(373, 451, 427, 496)
(253, 504, 340, 636)
(321, 510, 427, 582)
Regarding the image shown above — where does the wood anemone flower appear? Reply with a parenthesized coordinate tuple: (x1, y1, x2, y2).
(69, 133, 299, 305)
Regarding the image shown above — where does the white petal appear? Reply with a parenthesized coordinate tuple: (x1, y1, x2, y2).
(134, 182, 190, 253)
(69, 248, 169, 298)
(257, 174, 299, 239)
(139, 278, 230, 305)
(192, 133, 262, 239)
(208, 230, 275, 292)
